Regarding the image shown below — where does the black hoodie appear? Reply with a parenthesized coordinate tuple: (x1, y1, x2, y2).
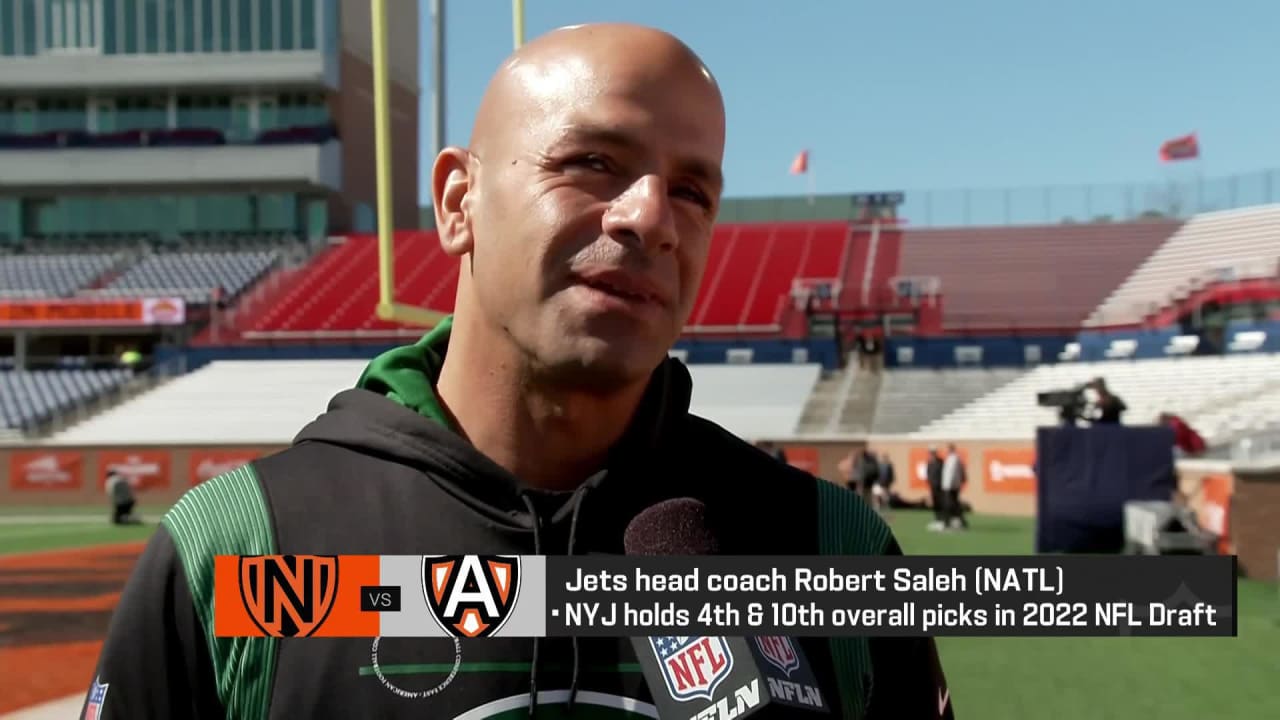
(81, 317, 954, 719)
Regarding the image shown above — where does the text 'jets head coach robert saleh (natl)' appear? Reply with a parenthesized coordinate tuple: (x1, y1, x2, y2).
(81, 22, 953, 720)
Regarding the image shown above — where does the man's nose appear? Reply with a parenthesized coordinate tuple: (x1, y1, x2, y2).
(601, 175, 677, 253)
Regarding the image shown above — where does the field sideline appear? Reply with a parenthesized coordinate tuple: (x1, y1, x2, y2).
(1, 507, 1275, 719)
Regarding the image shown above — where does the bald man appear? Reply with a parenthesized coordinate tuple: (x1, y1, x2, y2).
(83, 24, 952, 720)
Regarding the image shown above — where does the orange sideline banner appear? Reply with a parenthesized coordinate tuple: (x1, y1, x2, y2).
(9, 451, 84, 491)
(189, 449, 263, 486)
(982, 448, 1037, 495)
(99, 450, 172, 491)
(0, 297, 186, 327)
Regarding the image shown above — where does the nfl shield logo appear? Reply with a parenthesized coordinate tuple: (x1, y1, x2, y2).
(649, 636, 734, 702)
(84, 677, 109, 720)
(755, 636, 800, 678)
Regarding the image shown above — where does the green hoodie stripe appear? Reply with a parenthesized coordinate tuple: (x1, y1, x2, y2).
(815, 478, 892, 720)
(162, 464, 278, 720)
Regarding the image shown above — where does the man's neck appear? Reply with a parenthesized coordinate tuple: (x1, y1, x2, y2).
(434, 323, 647, 491)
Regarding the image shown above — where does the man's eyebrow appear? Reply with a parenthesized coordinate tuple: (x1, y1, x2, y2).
(555, 125, 724, 191)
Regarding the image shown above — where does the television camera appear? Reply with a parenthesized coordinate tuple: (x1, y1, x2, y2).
(1037, 383, 1092, 426)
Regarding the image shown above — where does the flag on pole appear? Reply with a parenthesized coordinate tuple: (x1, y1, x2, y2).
(1159, 132, 1199, 163)
(790, 150, 809, 175)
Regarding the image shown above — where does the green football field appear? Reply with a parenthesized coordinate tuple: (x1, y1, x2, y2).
(1, 506, 1274, 718)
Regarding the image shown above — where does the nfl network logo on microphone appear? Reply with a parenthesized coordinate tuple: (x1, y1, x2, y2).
(650, 636, 735, 702)
(754, 636, 800, 677)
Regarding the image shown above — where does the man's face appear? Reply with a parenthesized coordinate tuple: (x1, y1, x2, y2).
(464, 50, 725, 392)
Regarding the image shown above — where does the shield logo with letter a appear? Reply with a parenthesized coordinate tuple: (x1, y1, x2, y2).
(754, 636, 800, 678)
(239, 555, 339, 638)
(422, 555, 520, 638)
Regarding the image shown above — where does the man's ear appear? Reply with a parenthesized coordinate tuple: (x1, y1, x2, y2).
(432, 147, 474, 257)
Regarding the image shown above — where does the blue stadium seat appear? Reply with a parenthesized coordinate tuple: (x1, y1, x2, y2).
(0, 366, 135, 431)
(97, 250, 278, 303)
(0, 253, 121, 298)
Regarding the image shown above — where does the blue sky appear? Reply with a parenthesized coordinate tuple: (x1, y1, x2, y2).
(416, 0, 1280, 209)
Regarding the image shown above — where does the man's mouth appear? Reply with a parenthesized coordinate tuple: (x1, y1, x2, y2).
(581, 277, 654, 304)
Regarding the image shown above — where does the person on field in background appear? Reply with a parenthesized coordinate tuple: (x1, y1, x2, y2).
(105, 471, 139, 525)
(942, 443, 969, 530)
(926, 445, 947, 531)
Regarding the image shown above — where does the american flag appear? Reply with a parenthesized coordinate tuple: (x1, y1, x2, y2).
(84, 677, 109, 720)
(651, 636, 688, 659)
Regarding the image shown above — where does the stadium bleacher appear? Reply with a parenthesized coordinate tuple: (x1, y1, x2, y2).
(898, 220, 1180, 328)
(0, 368, 135, 433)
(690, 221, 852, 329)
(1086, 204, 1280, 327)
(232, 221, 857, 336)
(4, 206, 1275, 453)
(0, 253, 123, 298)
(870, 367, 1026, 434)
(93, 250, 279, 303)
(237, 233, 459, 336)
(37, 359, 822, 446)
(913, 354, 1280, 443)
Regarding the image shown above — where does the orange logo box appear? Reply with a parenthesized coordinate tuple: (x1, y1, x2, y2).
(99, 450, 171, 491)
(214, 555, 381, 638)
(189, 449, 262, 486)
(9, 451, 84, 491)
(982, 448, 1037, 495)
(907, 447, 970, 491)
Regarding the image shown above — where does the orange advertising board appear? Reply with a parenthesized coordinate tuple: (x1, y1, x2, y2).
(9, 451, 84, 491)
(907, 447, 970, 491)
(100, 450, 172, 491)
(1199, 474, 1233, 555)
(0, 297, 185, 327)
(783, 445, 820, 476)
(189, 449, 263, 486)
(982, 448, 1038, 495)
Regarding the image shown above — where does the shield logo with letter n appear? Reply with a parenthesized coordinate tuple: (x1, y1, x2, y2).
(422, 555, 521, 638)
(239, 555, 339, 638)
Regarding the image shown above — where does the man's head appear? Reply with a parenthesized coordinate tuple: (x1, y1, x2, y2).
(433, 23, 726, 394)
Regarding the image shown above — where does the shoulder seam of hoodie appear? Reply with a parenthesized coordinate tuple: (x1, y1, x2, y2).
(161, 463, 278, 720)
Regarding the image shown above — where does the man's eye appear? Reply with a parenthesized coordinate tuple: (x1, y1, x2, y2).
(674, 186, 711, 209)
(566, 154, 611, 172)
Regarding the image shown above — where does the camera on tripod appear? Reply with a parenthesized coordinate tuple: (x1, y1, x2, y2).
(1037, 383, 1091, 426)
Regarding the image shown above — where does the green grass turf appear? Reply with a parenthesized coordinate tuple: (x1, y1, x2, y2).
(0, 521, 157, 555)
(0, 504, 170, 518)
(888, 510, 1279, 720)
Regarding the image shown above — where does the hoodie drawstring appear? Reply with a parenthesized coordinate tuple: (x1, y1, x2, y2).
(564, 482, 592, 713)
(521, 478, 597, 717)
(520, 493, 544, 717)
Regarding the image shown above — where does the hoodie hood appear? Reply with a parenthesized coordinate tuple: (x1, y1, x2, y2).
(292, 314, 695, 537)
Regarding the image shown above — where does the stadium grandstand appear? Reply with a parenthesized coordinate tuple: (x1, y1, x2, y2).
(2, 5, 1279, 719)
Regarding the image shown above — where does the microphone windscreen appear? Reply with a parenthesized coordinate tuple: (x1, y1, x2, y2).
(623, 497, 719, 556)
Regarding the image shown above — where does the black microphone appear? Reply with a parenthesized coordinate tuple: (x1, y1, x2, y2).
(624, 499, 831, 719)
